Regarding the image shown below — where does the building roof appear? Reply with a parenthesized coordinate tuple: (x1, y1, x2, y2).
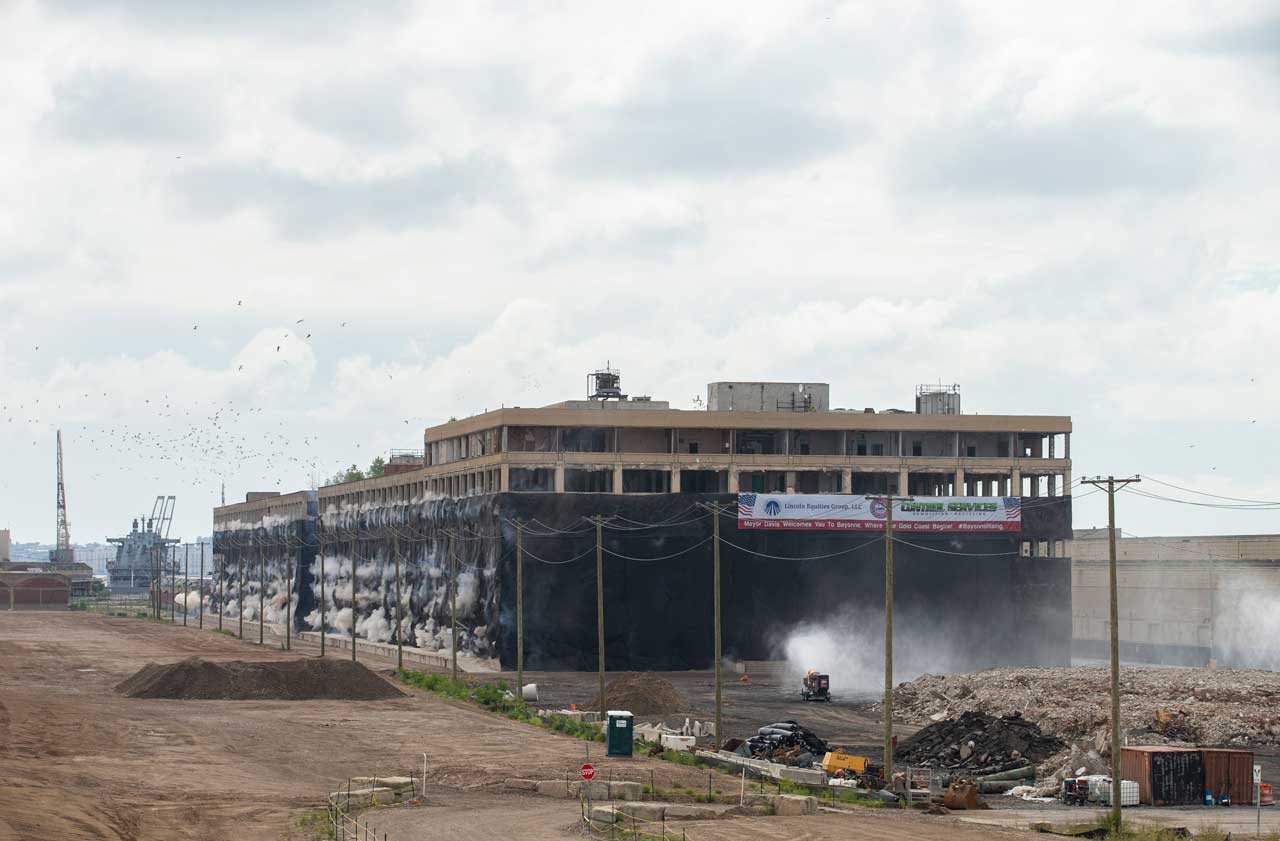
(425, 405, 1071, 442)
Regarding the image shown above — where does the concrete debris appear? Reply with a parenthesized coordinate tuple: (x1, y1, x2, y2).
(889, 665, 1280, 785)
(896, 710, 1063, 776)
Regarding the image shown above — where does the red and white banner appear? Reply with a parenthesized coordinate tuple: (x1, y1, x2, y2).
(736, 493, 1022, 532)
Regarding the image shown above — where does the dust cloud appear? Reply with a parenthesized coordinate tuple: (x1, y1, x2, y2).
(778, 606, 975, 699)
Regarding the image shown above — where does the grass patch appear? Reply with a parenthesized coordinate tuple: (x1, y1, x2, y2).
(293, 808, 334, 841)
(215, 629, 237, 637)
(396, 669, 604, 742)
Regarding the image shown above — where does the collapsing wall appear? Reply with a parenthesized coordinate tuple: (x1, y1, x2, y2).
(211, 496, 504, 660)
(211, 493, 1071, 672)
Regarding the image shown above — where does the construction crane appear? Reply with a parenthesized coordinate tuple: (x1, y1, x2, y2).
(51, 430, 75, 564)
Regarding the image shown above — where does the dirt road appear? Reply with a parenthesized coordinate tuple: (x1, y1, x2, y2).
(0, 613, 1040, 840)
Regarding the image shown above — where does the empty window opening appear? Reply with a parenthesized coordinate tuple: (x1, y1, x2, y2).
(622, 469, 671, 493)
(565, 468, 612, 493)
(508, 468, 553, 492)
(680, 470, 726, 493)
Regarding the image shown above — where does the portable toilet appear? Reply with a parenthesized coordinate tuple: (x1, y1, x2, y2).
(607, 710, 634, 757)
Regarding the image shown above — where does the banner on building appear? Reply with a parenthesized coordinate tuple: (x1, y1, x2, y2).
(736, 493, 1022, 532)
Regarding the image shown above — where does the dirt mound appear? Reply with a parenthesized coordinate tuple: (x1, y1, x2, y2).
(583, 672, 684, 715)
(897, 710, 1063, 775)
(116, 657, 405, 700)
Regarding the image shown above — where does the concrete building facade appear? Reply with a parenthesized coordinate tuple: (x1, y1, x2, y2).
(1070, 530, 1280, 668)
(412, 382, 1072, 504)
(0, 529, 9, 563)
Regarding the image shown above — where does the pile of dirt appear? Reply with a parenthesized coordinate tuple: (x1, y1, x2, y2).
(116, 657, 405, 700)
(583, 672, 684, 715)
(896, 710, 1063, 775)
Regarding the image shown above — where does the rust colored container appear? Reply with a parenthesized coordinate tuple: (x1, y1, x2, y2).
(1120, 746, 1204, 806)
(1201, 748, 1254, 805)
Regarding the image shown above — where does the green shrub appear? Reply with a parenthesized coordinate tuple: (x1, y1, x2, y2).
(396, 669, 604, 742)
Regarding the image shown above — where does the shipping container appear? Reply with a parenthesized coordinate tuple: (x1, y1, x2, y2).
(1120, 747, 1204, 806)
(1201, 748, 1254, 805)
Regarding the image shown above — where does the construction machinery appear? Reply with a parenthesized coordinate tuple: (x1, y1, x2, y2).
(800, 669, 831, 702)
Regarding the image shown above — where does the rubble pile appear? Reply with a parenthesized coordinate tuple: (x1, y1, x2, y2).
(886, 665, 1280, 795)
(583, 672, 685, 715)
(743, 720, 830, 767)
(896, 711, 1063, 775)
(889, 666, 1280, 748)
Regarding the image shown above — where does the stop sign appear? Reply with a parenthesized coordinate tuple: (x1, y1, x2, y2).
(581, 763, 596, 781)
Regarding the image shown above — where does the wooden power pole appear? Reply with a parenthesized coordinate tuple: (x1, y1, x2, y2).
(450, 531, 458, 683)
(1081, 475, 1140, 831)
(516, 520, 524, 701)
(350, 534, 358, 663)
(393, 527, 403, 672)
(319, 533, 326, 657)
(872, 493, 912, 781)
(596, 514, 606, 722)
(713, 503, 722, 751)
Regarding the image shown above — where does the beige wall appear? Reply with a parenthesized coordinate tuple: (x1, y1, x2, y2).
(1070, 531, 1280, 666)
(0, 529, 9, 563)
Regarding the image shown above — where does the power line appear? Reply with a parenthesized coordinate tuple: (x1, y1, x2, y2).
(890, 536, 1020, 557)
(1140, 475, 1280, 506)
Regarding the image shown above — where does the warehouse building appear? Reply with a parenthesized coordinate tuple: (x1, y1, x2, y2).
(1071, 530, 1280, 669)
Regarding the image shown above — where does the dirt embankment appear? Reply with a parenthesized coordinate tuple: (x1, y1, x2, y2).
(583, 672, 685, 715)
(116, 657, 405, 700)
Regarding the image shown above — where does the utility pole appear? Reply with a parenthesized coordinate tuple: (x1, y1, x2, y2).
(449, 532, 458, 683)
(516, 520, 524, 701)
(258, 542, 265, 646)
(393, 527, 403, 672)
(238, 547, 244, 640)
(596, 514, 606, 722)
(350, 534, 358, 663)
(169, 545, 176, 623)
(198, 542, 204, 630)
(285, 535, 292, 651)
(871, 493, 912, 781)
(1081, 475, 1140, 832)
(183, 543, 189, 627)
(713, 503, 722, 751)
(319, 533, 326, 656)
(217, 549, 224, 632)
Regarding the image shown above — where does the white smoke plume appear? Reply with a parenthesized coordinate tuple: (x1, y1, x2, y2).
(778, 605, 973, 698)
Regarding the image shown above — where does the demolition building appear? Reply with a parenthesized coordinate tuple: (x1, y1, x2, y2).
(212, 376, 1073, 673)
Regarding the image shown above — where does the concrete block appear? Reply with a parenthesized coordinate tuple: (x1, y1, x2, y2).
(780, 767, 826, 785)
(579, 780, 610, 802)
(661, 734, 696, 751)
(661, 805, 717, 820)
(617, 803, 666, 822)
(504, 778, 539, 792)
(609, 781, 643, 801)
(536, 780, 579, 798)
(590, 806, 618, 824)
(773, 795, 817, 816)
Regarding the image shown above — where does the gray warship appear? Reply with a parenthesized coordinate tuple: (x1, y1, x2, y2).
(106, 496, 178, 593)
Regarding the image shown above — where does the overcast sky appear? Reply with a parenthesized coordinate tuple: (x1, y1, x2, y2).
(2, 1, 1278, 545)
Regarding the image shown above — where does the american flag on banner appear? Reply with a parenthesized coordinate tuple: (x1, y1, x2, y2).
(1003, 497, 1022, 520)
(737, 493, 757, 517)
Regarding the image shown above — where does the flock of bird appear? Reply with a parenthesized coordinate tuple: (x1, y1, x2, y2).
(1, 303, 440, 540)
